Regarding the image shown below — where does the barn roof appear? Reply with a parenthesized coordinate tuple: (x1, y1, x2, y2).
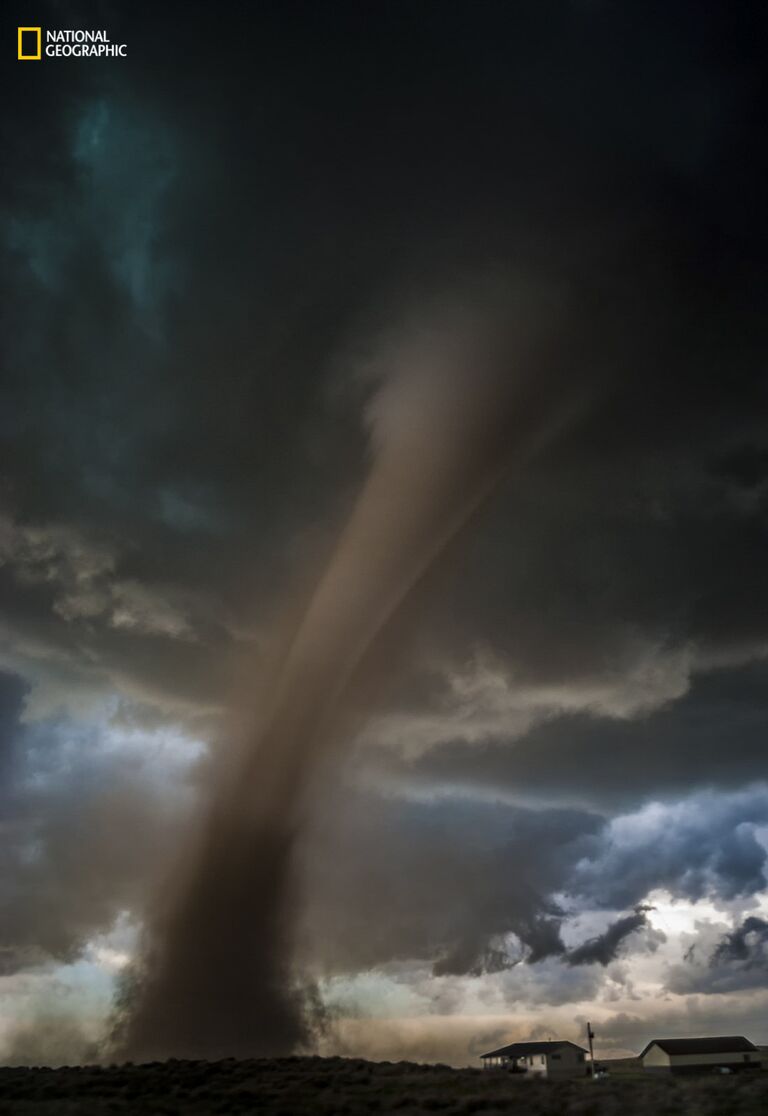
(481, 1040, 587, 1058)
(639, 1036, 758, 1058)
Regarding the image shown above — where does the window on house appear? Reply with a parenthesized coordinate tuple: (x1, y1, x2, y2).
(541, 1056, 545, 1065)
(551, 1054, 561, 1061)
(743, 1054, 750, 1062)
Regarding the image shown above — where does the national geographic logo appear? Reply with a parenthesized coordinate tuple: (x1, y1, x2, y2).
(17, 27, 127, 60)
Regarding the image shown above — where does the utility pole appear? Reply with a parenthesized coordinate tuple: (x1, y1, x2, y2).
(586, 1021, 596, 1078)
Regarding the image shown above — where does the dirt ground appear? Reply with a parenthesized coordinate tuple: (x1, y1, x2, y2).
(1, 1056, 766, 1115)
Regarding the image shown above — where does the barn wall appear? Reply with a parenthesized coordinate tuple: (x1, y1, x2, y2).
(642, 1045, 671, 1069)
(670, 1051, 757, 1066)
(669, 1051, 760, 1073)
(643, 1048, 760, 1074)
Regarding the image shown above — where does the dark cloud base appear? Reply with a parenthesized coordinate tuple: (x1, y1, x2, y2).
(402, 661, 768, 810)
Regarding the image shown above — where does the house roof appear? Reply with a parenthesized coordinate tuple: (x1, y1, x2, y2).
(639, 1036, 758, 1059)
(481, 1041, 587, 1058)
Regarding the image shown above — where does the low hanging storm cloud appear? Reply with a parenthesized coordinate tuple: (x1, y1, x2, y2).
(2, 0, 767, 1067)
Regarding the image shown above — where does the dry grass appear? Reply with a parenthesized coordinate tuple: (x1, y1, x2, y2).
(0, 1056, 766, 1114)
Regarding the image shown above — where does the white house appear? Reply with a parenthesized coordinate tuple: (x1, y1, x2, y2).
(639, 1036, 761, 1074)
(481, 1040, 588, 1079)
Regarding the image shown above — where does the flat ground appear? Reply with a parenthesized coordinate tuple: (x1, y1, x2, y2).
(0, 1057, 766, 1115)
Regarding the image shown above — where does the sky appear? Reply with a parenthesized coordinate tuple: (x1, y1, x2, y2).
(2, 0, 768, 1066)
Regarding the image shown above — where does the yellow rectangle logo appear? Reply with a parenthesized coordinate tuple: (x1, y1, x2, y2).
(18, 27, 42, 60)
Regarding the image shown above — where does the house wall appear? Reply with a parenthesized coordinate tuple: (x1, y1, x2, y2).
(546, 1046, 588, 1079)
(521, 1047, 587, 1079)
(524, 1053, 547, 1077)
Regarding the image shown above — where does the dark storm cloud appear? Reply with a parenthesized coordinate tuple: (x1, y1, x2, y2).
(667, 915, 768, 996)
(569, 788, 768, 911)
(713, 916, 768, 968)
(1, 755, 757, 996)
(0, 670, 27, 794)
(2, 0, 767, 736)
(398, 661, 768, 810)
(566, 907, 656, 967)
(299, 785, 768, 979)
(299, 790, 598, 977)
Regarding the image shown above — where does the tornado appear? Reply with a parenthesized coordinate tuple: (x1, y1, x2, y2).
(118, 285, 578, 1061)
